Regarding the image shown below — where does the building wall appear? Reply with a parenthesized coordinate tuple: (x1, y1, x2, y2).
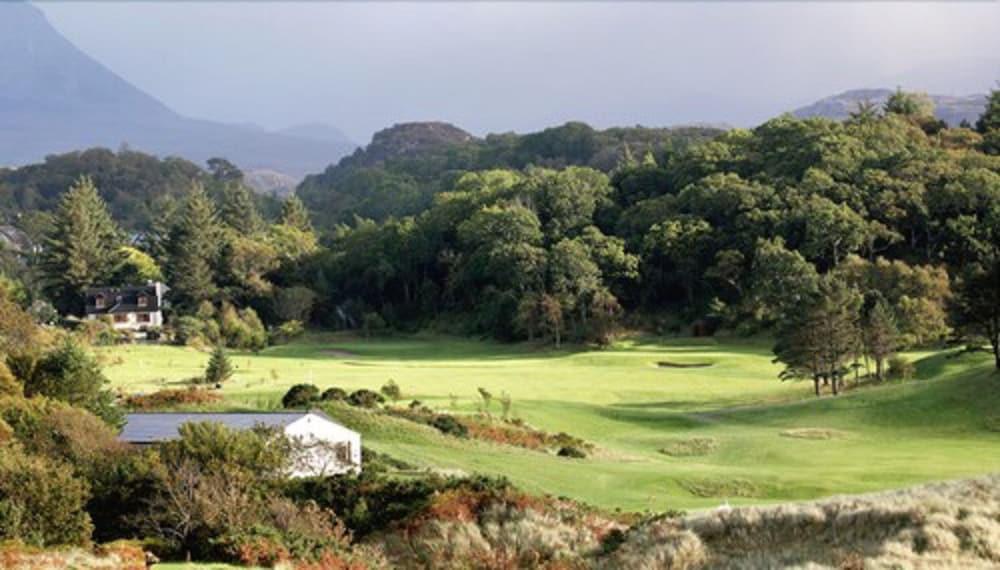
(284, 414, 362, 477)
(86, 310, 163, 331)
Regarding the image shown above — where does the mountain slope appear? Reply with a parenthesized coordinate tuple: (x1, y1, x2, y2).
(793, 88, 987, 126)
(0, 3, 354, 176)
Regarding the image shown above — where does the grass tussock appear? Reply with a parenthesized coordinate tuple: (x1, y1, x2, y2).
(779, 428, 851, 440)
(660, 437, 720, 457)
(0, 541, 146, 570)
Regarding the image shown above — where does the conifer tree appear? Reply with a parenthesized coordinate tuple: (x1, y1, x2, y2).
(204, 345, 233, 384)
(220, 182, 264, 235)
(861, 295, 898, 381)
(167, 183, 220, 310)
(41, 176, 123, 314)
(280, 195, 313, 233)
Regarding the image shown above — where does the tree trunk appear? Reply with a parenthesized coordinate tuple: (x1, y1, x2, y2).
(813, 377, 820, 396)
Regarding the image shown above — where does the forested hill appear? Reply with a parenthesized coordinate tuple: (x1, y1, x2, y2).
(0, 150, 279, 236)
(296, 121, 723, 223)
(794, 88, 987, 126)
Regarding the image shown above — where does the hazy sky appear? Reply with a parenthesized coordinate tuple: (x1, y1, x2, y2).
(38, 1, 1000, 143)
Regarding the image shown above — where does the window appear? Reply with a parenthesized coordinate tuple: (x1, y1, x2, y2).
(137, 313, 151, 323)
(336, 442, 352, 463)
(113, 314, 128, 323)
(95, 294, 105, 309)
(138, 295, 148, 308)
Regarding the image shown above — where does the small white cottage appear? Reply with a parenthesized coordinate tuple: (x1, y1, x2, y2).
(119, 411, 361, 477)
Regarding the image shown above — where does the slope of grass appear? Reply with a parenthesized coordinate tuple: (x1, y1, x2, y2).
(103, 334, 1000, 511)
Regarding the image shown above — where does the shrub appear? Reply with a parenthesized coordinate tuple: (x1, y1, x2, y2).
(282, 384, 320, 408)
(124, 387, 222, 410)
(431, 414, 469, 438)
(269, 320, 305, 345)
(0, 361, 21, 397)
(0, 444, 93, 546)
(273, 286, 317, 323)
(203, 345, 234, 384)
(347, 389, 384, 408)
(887, 356, 916, 380)
(380, 379, 402, 402)
(557, 446, 587, 459)
(320, 387, 347, 402)
(8, 338, 123, 427)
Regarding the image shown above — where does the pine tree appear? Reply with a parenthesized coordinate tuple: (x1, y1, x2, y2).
(166, 183, 221, 310)
(41, 176, 123, 314)
(280, 195, 313, 233)
(220, 182, 264, 235)
(204, 345, 234, 384)
(862, 295, 898, 382)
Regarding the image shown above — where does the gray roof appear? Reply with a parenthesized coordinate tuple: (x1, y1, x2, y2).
(121, 412, 318, 444)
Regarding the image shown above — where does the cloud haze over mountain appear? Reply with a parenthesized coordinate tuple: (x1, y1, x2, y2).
(36, 1, 1000, 143)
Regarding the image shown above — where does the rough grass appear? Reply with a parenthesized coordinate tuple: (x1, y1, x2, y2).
(103, 333, 1000, 511)
(660, 437, 719, 457)
(608, 474, 1000, 569)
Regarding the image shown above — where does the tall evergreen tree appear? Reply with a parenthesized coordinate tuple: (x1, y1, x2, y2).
(861, 294, 898, 381)
(167, 183, 221, 310)
(40, 176, 123, 314)
(280, 195, 313, 233)
(219, 182, 264, 235)
(977, 88, 1000, 155)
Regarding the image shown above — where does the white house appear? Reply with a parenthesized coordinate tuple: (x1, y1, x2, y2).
(119, 411, 362, 477)
(85, 281, 168, 336)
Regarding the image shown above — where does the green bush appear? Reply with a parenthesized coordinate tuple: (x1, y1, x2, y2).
(0, 444, 93, 546)
(282, 384, 320, 408)
(7, 338, 123, 427)
(557, 446, 587, 459)
(320, 387, 347, 401)
(269, 320, 305, 345)
(380, 379, 402, 402)
(347, 389, 385, 408)
(431, 414, 468, 438)
(203, 346, 234, 385)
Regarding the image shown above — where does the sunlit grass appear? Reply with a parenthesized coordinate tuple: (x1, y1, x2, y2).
(104, 333, 1000, 511)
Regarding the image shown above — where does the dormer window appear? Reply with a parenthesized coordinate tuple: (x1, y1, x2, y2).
(95, 294, 105, 309)
(138, 295, 148, 308)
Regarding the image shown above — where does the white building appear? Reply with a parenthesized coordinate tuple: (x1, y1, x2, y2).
(84, 281, 168, 336)
(119, 411, 362, 477)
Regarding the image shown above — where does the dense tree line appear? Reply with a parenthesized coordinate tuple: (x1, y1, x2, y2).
(282, 91, 1000, 365)
(297, 121, 722, 224)
(3, 89, 1000, 373)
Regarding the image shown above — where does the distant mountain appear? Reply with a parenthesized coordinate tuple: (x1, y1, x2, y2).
(0, 3, 355, 177)
(793, 88, 987, 126)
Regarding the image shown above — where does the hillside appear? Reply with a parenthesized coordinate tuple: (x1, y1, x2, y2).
(793, 88, 987, 125)
(297, 120, 723, 223)
(0, 3, 355, 176)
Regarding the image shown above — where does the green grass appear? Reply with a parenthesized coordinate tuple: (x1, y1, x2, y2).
(104, 333, 1000, 512)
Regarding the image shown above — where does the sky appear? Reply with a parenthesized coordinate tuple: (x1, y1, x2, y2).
(37, 1, 1000, 144)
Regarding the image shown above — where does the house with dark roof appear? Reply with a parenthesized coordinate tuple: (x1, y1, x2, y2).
(120, 410, 362, 477)
(85, 281, 168, 337)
